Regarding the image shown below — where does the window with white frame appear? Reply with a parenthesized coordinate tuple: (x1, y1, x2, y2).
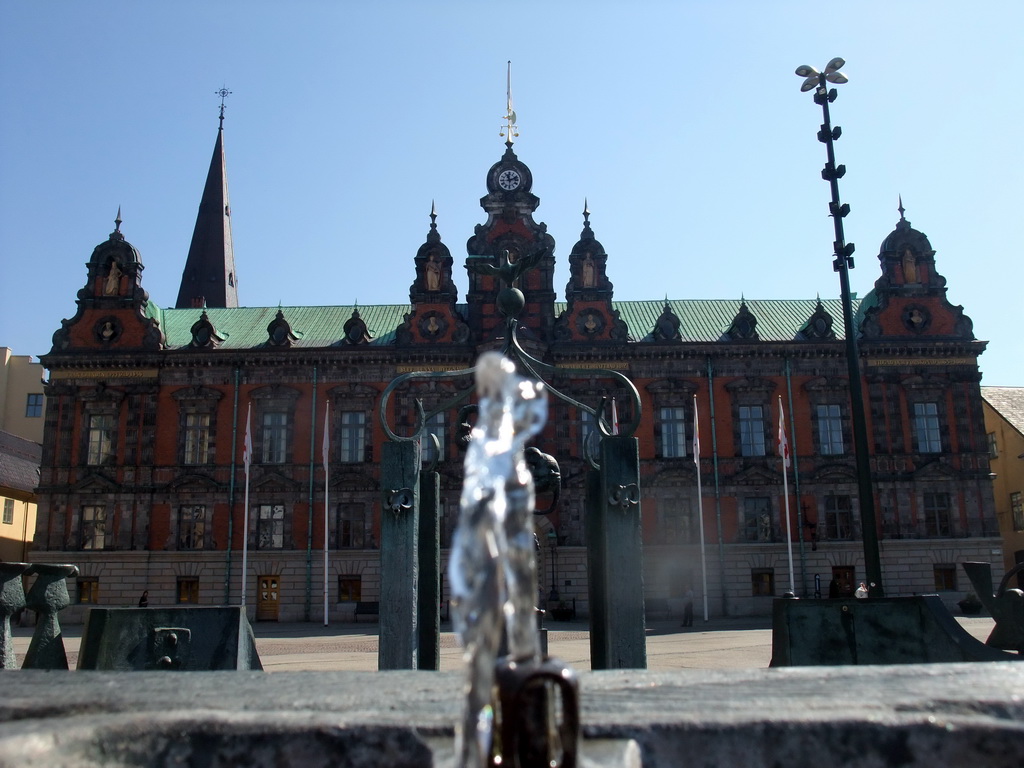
(817, 403, 844, 455)
(824, 494, 853, 540)
(256, 504, 285, 549)
(1011, 492, 1024, 532)
(923, 492, 951, 537)
(659, 497, 696, 544)
(81, 505, 107, 549)
(987, 432, 998, 459)
(261, 411, 288, 464)
(338, 411, 366, 463)
(658, 406, 687, 458)
(178, 504, 206, 550)
(738, 405, 766, 457)
(183, 413, 211, 465)
(913, 402, 942, 453)
(86, 413, 115, 465)
(2, 499, 14, 525)
(336, 503, 369, 548)
(742, 497, 772, 542)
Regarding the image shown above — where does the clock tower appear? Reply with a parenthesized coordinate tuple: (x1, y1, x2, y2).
(465, 142, 556, 346)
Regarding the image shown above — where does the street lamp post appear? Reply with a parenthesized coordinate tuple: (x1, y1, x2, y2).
(546, 528, 559, 603)
(795, 58, 884, 597)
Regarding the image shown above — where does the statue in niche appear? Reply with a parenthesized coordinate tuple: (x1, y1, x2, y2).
(425, 253, 442, 291)
(902, 247, 918, 283)
(759, 513, 772, 542)
(449, 352, 546, 768)
(104, 260, 122, 295)
(581, 253, 596, 287)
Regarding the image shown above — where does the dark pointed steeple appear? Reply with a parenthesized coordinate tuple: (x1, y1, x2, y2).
(175, 91, 238, 309)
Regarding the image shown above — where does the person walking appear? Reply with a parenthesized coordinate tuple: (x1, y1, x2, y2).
(681, 585, 695, 627)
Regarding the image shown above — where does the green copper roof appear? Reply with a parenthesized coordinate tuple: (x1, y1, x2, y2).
(147, 303, 411, 349)
(611, 298, 856, 342)
(145, 297, 859, 350)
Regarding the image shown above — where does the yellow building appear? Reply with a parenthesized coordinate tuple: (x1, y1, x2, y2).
(981, 387, 1024, 582)
(0, 431, 40, 561)
(0, 348, 46, 444)
(0, 348, 45, 561)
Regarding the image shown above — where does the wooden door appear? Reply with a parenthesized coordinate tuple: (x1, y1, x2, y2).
(256, 575, 280, 621)
(832, 566, 855, 598)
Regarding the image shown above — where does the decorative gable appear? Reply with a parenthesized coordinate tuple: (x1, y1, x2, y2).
(725, 300, 759, 341)
(860, 205, 974, 341)
(49, 213, 165, 354)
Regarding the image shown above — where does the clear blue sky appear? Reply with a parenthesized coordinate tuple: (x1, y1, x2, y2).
(1, 2, 1020, 385)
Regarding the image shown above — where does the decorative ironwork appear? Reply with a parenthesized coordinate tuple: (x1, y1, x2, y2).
(607, 483, 640, 512)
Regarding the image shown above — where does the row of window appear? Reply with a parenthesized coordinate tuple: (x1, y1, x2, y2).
(658, 402, 941, 459)
(77, 566, 964, 607)
(76, 491, 965, 551)
(78, 503, 374, 551)
(80, 398, 949, 467)
(77, 577, 199, 605)
(76, 575, 364, 605)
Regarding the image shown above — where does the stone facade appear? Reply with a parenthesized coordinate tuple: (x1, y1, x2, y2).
(31, 136, 999, 622)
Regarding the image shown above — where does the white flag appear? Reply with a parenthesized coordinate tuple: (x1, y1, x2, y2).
(243, 404, 253, 473)
(692, 395, 700, 466)
(777, 396, 791, 469)
(322, 402, 330, 469)
(610, 398, 620, 436)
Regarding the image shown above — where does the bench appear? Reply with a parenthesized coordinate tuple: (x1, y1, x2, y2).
(353, 601, 380, 622)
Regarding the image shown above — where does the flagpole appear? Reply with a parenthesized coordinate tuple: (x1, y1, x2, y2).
(323, 402, 330, 627)
(694, 395, 708, 622)
(778, 395, 796, 595)
(241, 403, 252, 608)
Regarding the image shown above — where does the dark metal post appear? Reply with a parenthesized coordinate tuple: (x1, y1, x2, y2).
(546, 528, 558, 602)
(587, 435, 646, 669)
(799, 59, 884, 596)
(417, 469, 440, 670)
(379, 440, 420, 669)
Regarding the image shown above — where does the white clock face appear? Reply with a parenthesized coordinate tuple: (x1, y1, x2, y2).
(498, 169, 521, 191)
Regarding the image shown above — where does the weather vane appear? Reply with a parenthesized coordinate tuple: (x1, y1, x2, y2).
(499, 61, 518, 143)
(216, 86, 232, 129)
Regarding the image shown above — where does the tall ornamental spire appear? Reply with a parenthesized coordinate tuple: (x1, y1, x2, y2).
(175, 88, 239, 309)
(499, 61, 519, 144)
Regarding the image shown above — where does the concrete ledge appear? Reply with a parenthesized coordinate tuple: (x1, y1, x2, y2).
(1, 664, 1023, 766)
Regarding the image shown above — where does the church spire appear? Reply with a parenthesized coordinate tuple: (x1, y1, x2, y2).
(175, 89, 239, 309)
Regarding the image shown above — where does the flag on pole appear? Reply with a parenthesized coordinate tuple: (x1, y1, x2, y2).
(243, 404, 253, 473)
(610, 398, 620, 436)
(777, 396, 791, 469)
(692, 395, 700, 466)
(322, 401, 330, 469)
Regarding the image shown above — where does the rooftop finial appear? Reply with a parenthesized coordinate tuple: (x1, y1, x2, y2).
(114, 206, 122, 233)
(430, 199, 437, 227)
(499, 61, 519, 145)
(897, 194, 905, 220)
(583, 198, 590, 225)
(216, 86, 232, 130)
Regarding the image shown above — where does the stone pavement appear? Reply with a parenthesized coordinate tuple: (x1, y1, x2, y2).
(9, 614, 996, 671)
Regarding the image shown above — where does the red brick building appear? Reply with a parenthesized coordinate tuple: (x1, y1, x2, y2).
(32, 125, 999, 622)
